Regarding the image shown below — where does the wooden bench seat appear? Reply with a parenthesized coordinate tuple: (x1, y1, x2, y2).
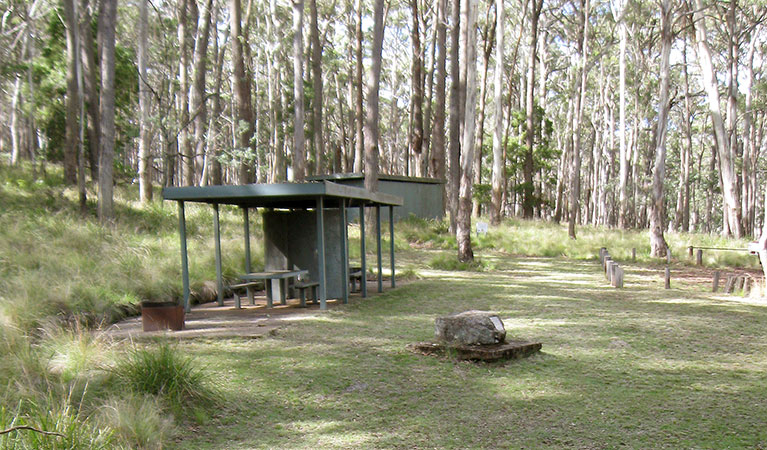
(229, 281, 264, 308)
(349, 267, 364, 293)
(295, 281, 320, 307)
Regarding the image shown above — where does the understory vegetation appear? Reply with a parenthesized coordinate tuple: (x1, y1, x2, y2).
(1, 164, 765, 448)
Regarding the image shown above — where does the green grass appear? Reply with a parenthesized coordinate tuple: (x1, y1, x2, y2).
(3, 162, 767, 448)
(170, 255, 767, 448)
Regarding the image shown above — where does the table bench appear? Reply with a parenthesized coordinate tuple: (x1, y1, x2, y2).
(240, 270, 308, 308)
(228, 281, 264, 309)
(349, 266, 364, 293)
(295, 281, 320, 307)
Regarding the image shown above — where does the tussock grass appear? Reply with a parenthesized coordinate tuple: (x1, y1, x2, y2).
(97, 394, 174, 450)
(111, 344, 217, 412)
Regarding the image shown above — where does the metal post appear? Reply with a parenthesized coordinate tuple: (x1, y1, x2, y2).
(316, 197, 327, 309)
(178, 201, 191, 312)
(376, 205, 383, 293)
(243, 207, 253, 305)
(389, 205, 395, 288)
(213, 203, 224, 306)
(359, 204, 367, 298)
(341, 199, 349, 304)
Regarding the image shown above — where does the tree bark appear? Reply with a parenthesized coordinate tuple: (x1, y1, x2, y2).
(191, 0, 213, 185)
(364, 0, 386, 193)
(63, 0, 79, 185)
(457, 0, 478, 263)
(615, 0, 629, 229)
(523, 0, 543, 218)
(489, 0, 504, 225)
(472, 10, 494, 218)
(138, 0, 152, 201)
(568, 0, 589, 239)
(430, 0, 448, 204)
(649, 0, 672, 258)
(409, 0, 424, 177)
(97, 0, 117, 221)
(309, 0, 324, 175)
(692, 0, 742, 237)
(80, 0, 100, 180)
(354, 0, 365, 172)
(231, 0, 254, 184)
(447, 0, 462, 233)
(177, 0, 193, 185)
(292, 0, 306, 181)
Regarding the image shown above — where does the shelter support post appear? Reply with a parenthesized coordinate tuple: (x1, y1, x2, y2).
(178, 201, 191, 312)
(213, 203, 224, 306)
(390, 206, 395, 288)
(376, 205, 383, 293)
(243, 207, 254, 305)
(359, 204, 367, 298)
(341, 199, 349, 304)
(316, 197, 327, 309)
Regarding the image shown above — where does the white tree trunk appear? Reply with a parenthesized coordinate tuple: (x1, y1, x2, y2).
(292, 0, 306, 181)
(490, 0, 504, 225)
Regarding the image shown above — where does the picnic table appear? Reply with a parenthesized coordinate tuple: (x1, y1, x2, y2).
(240, 269, 308, 308)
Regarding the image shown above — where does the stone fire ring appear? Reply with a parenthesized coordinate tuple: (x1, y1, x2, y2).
(408, 340, 542, 362)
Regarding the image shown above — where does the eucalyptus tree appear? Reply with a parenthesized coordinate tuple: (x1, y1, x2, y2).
(364, 0, 386, 193)
(648, 0, 672, 257)
(230, 0, 253, 184)
(489, 0, 504, 225)
(98, 0, 117, 221)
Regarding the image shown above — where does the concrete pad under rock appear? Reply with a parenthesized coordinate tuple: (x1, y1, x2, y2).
(409, 340, 542, 362)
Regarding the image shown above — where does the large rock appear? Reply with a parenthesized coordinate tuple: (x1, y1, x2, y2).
(435, 310, 506, 346)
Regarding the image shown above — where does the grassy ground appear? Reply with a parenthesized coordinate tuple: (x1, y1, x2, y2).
(171, 248, 767, 449)
(3, 163, 767, 448)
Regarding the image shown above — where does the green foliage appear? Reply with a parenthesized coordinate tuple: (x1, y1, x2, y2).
(97, 394, 174, 450)
(427, 253, 493, 271)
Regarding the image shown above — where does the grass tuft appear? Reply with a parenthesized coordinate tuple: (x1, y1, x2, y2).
(111, 343, 217, 412)
(97, 394, 174, 450)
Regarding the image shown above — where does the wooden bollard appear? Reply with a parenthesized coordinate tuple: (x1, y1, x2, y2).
(664, 267, 671, 289)
(610, 263, 618, 285)
(599, 247, 607, 264)
(606, 261, 615, 282)
(632, 248, 636, 262)
(666, 248, 672, 264)
(604, 256, 612, 276)
(688, 246, 694, 258)
(696, 249, 703, 266)
(724, 276, 735, 294)
(712, 271, 721, 292)
(613, 266, 624, 288)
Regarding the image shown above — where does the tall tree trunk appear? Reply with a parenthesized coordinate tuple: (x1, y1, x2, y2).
(97, 0, 117, 221)
(457, 0, 478, 262)
(742, 30, 757, 236)
(10, 76, 22, 165)
(177, 0, 193, 185)
(354, 0, 365, 172)
(472, 10, 494, 218)
(676, 39, 693, 232)
(447, 0, 462, 233)
(209, 26, 227, 186)
(614, 0, 628, 228)
(138, 0, 152, 201)
(692, 0, 742, 237)
(489, 0, 504, 225)
(63, 0, 79, 185)
(80, 0, 100, 181)
(292, 0, 306, 181)
(649, 0, 672, 258)
(523, 0, 543, 218)
(430, 0, 448, 206)
(568, 0, 589, 239)
(231, 0, 254, 184)
(191, 0, 213, 185)
(364, 0, 386, 193)
(309, 0, 324, 175)
(409, 0, 424, 177)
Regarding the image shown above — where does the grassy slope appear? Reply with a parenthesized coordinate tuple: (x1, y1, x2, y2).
(0, 165, 264, 332)
(2, 164, 766, 448)
(174, 250, 767, 449)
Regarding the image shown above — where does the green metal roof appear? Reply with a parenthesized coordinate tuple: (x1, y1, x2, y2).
(308, 173, 445, 185)
(162, 180, 403, 208)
